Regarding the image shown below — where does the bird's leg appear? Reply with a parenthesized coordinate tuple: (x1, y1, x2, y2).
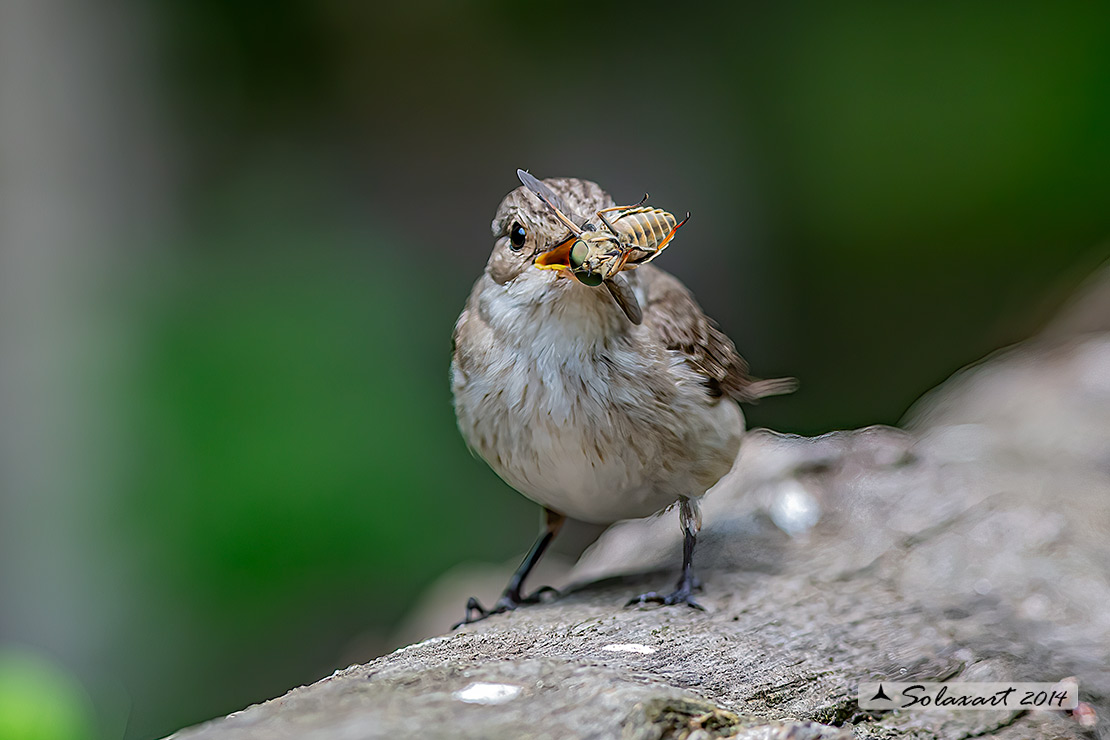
(627, 497, 705, 610)
(454, 508, 566, 628)
(498, 508, 564, 607)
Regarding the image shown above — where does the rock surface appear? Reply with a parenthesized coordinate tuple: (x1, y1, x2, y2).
(169, 272, 1110, 740)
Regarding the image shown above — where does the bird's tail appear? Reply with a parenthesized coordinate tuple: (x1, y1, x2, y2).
(742, 376, 799, 402)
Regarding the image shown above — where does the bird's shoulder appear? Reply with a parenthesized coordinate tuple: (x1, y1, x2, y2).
(635, 266, 795, 403)
(451, 279, 488, 377)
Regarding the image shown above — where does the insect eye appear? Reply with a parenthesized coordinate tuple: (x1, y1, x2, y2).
(569, 240, 588, 270)
(574, 270, 604, 287)
(509, 222, 527, 250)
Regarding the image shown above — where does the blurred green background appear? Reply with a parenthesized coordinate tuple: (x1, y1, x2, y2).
(1, 2, 1108, 738)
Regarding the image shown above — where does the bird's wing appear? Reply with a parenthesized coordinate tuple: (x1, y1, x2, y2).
(638, 266, 797, 403)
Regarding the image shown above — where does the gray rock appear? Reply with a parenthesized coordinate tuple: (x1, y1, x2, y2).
(169, 271, 1110, 740)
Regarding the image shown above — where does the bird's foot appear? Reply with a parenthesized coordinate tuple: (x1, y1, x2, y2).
(626, 578, 704, 611)
(452, 586, 559, 628)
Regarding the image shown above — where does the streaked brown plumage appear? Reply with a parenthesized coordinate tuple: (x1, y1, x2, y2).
(639, 268, 796, 403)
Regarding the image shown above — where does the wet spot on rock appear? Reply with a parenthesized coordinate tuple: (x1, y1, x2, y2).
(452, 682, 521, 704)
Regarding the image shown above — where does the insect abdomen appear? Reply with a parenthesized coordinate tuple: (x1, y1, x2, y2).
(615, 208, 678, 251)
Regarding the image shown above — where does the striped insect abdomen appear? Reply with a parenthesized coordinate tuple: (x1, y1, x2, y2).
(612, 207, 679, 254)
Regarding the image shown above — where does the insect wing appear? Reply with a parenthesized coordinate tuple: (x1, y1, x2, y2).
(516, 169, 582, 235)
(516, 169, 566, 212)
(605, 273, 643, 325)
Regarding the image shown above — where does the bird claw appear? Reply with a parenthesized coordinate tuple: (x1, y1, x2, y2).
(626, 577, 704, 611)
(451, 596, 497, 629)
(452, 586, 560, 629)
(517, 585, 559, 605)
(626, 588, 705, 610)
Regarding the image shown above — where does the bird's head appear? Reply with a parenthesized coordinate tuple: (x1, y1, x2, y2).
(485, 175, 613, 287)
(483, 171, 645, 325)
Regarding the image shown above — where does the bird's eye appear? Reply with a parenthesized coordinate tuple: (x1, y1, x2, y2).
(509, 222, 527, 251)
(569, 240, 588, 270)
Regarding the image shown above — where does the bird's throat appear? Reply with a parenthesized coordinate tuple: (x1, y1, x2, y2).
(485, 270, 632, 355)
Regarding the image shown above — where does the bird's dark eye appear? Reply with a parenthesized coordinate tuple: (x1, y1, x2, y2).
(509, 222, 527, 250)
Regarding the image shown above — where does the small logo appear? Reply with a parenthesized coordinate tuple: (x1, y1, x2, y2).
(858, 681, 1078, 711)
(869, 684, 892, 702)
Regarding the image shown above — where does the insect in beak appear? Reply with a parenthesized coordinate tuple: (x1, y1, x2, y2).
(533, 242, 642, 323)
(536, 240, 604, 286)
(517, 168, 662, 324)
(533, 238, 575, 271)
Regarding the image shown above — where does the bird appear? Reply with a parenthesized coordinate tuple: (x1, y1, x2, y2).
(450, 171, 794, 626)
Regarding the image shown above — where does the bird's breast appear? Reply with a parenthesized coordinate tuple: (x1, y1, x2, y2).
(452, 275, 744, 523)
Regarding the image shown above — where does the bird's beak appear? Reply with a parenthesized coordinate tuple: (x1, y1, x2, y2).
(533, 238, 574, 271)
